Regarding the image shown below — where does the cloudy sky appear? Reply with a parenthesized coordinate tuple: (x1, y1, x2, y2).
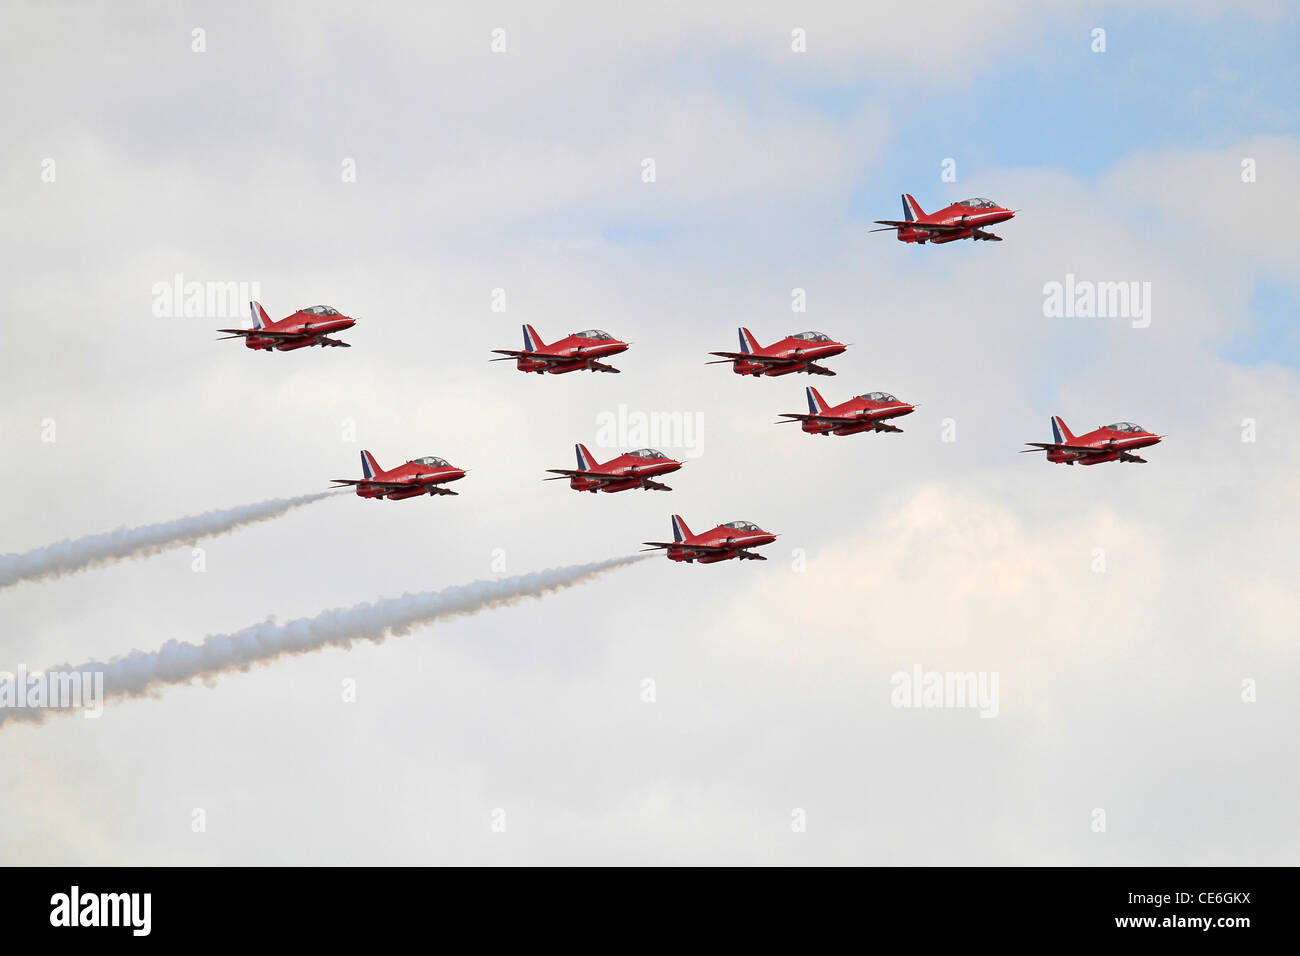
(1, 1, 1297, 864)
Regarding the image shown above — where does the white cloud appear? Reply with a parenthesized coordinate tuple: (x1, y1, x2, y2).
(1, 0, 1296, 865)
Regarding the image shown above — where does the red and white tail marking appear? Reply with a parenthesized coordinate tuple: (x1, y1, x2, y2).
(1051, 416, 1076, 444)
(249, 300, 271, 330)
(574, 443, 598, 471)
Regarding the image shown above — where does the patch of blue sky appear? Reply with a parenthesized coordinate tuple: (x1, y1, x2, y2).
(1222, 279, 1300, 368)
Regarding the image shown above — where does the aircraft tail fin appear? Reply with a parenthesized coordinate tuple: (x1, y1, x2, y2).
(902, 193, 925, 222)
(1051, 416, 1076, 444)
(360, 450, 381, 479)
(670, 514, 692, 542)
(806, 386, 830, 414)
(738, 327, 761, 354)
(249, 300, 270, 330)
(522, 324, 545, 352)
(574, 443, 598, 471)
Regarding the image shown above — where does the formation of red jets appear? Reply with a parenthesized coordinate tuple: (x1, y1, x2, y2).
(217, 197, 1161, 565)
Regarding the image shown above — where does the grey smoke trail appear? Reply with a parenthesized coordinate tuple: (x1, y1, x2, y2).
(0, 555, 648, 727)
(0, 492, 337, 590)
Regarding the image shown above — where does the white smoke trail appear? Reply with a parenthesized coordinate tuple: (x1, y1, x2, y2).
(0, 492, 338, 590)
(0, 555, 648, 727)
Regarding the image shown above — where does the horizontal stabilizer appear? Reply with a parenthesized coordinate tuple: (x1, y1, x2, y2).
(330, 478, 433, 488)
(215, 328, 300, 338)
(642, 541, 733, 554)
(1021, 442, 1106, 455)
(777, 413, 861, 424)
(872, 220, 965, 231)
(708, 351, 793, 364)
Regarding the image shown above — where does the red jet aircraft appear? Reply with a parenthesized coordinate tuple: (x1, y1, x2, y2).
(642, 515, 777, 564)
(331, 450, 466, 499)
(545, 443, 682, 493)
(1022, 416, 1163, 465)
(777, 386, 916, 436)
(218, 301, 356, 350)
(491, 324, 629, 374)
(708, 328, 847, 377)
(872, 194, 1016, 243)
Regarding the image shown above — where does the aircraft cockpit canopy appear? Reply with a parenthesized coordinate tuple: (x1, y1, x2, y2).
(957, 198, 997, 208)
(1105, 422, 1145, 433)
(574, 329, 614, 340)
(301, 305, 341, 315)
(861, 391, 897, 402)
(791, 331, 832, 341)
(722, 520, 762, 531)
(413, 456, 450, 467)
(629, 448, 668, 459)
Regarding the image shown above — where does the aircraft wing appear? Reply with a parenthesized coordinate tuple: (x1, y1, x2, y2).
(317, 336, 351, 347)
(490, 350, 574, 365)
(544, 469, 615, 485)
(640, 541, 736, 553)
(216, 328, 303, 339)
(777, 413, 862, 424)
(330, 478, 425, 487)
(707, 352, 796, 365)
(871, 220, 967, 231)
(1021, 442, 1110, 455)
(331, 478, 458, 494)
(1023, 443, 1147, 463)
(777, 414, 901, 431)
(586, 360, 621, 374)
